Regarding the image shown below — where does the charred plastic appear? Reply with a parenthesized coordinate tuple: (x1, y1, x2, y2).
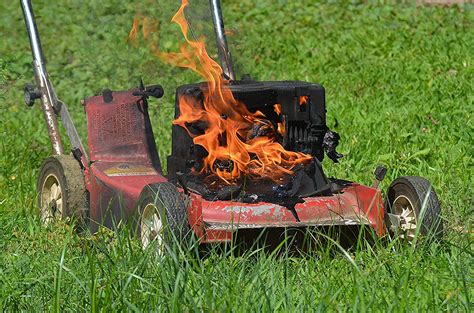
(167, 80, 345, 208)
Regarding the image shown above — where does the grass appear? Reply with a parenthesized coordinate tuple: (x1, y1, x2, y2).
(0, 0, 473, 311)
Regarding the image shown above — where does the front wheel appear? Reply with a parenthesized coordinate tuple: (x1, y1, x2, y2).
(385, 176, 443, 242)
(137, 182, 190, 254)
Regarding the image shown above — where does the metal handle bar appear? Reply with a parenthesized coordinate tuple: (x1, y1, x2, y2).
(21, 0, 88, 163)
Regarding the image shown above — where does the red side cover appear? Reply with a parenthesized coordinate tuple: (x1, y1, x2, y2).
(84, 90, 157, 166)
(84, 90, 165, 231)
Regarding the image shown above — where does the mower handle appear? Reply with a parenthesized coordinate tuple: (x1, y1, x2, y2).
(21, 0, 88, 163)
(209, 0, 235, 80)
(21, 0, 63, 154)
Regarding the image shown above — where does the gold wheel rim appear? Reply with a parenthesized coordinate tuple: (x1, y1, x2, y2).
(40, 174, 63, 225)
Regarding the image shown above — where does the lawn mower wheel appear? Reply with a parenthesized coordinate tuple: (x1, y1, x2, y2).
(138, 182, 190, 254)
(385, 176, 443, 242)
(37, 155, 87, 227)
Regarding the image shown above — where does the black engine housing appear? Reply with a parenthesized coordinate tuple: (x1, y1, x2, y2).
(167, 80, 328, 181)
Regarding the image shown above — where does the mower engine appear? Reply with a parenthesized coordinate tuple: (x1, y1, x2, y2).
(168, 80, 329, 178)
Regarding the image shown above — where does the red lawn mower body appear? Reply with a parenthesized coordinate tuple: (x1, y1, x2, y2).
(83, 89, 386, 242)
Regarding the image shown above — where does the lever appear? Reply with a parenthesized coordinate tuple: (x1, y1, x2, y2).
(24, 83, 41, 106)
(372, 165, 387, 189)
(133, 84, 164, 99)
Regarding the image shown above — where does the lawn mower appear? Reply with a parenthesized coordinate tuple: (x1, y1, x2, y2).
(20, 0, 443, 251)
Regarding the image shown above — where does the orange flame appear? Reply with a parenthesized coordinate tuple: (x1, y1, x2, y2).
(273, 104, 286, 136)
(273, 103, 282, 115)
(132, 0, 311, 184)
(299, 95, 309, 106)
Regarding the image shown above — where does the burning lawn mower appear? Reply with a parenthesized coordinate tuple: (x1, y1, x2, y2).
(21, 0, 443, 252)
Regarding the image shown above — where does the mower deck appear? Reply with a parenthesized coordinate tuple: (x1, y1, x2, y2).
(189, 183, 385, 243)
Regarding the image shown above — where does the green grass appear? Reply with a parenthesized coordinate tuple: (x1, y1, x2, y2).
(0, 0, 473, 311)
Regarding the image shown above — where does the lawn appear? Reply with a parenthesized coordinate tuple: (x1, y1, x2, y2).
(0, 0, 472, 311)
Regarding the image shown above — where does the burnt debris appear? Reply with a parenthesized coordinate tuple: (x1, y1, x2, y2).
(323, 130, 343, 163)
(176, 158, 350, 212)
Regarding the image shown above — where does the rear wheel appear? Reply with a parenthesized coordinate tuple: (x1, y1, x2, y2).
(137, 182, 190, 254)
(37, 155, 87, 228)
(385, 176, 443, 242)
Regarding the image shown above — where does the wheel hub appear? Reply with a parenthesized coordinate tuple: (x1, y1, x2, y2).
(141, 203, 164, 252)
(393, 195, 417, 241)
(40, 174, 63, 224)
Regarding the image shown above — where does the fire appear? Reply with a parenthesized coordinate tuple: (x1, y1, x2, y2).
(273, 104, 286, 136)
(299, 95, 309, 106)
(273, 103, 282, 115)
(132, 0, 311, 184)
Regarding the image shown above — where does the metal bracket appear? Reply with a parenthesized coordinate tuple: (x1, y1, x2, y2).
(57, 100, 89, 164)
(386, 213, 401, 232)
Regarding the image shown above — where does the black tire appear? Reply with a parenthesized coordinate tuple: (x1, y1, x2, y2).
(37, 155, 88, 228)
(137, 182, 190, 253)
(385, 176, 443, 241)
